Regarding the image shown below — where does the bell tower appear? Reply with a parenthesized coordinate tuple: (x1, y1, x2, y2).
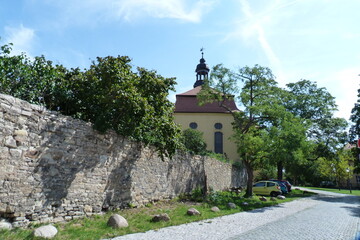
(193, 48, 210, 88)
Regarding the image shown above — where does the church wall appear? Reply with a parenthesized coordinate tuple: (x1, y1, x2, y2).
(174, 112, 239, 162)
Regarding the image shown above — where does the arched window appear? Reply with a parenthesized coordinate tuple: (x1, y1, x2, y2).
(214, 132, 223, 154)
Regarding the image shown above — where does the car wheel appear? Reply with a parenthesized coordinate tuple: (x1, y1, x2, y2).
(270, 192, 277, 197)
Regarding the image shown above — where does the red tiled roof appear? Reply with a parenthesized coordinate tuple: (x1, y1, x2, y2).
(174, 86, 239, 113)
(177, 86, 202, 96)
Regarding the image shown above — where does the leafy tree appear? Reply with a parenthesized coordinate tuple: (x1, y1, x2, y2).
(286, 80, 348, 154)
(350, 87, 360, 140)
(0, 43, 72, 107)
(254, 165, 277, 181)
(349, 87, 360, 174)
(284, 79, 349, 185)
(316, 149, 354, 189)
(350, 88, 360, 140)
(199, 64, 282, 197)
(181, 128, 207, 155)
(266, 112, 312, 180)
(0, 44, 181, 157)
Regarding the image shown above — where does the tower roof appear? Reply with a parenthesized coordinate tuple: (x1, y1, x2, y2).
(193, 48, 210, 88)
(195, 57, 210, 73)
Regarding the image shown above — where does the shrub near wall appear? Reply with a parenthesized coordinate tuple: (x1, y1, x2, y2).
(0, 94, 245, 227)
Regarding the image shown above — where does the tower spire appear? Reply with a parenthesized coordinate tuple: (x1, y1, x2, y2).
(194, 48, 209, 88)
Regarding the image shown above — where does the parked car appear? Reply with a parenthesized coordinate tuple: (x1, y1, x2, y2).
(269, 179, 292, 192)
(253, 181, 282, 197)
(276, 182, 288, 195)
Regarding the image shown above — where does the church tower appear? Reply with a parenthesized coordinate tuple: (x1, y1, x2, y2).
(193, 48, 210, 88)
(173, 50, 240, 163)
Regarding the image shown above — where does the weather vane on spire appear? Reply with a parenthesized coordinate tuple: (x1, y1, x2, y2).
(200, 47, 204, 58)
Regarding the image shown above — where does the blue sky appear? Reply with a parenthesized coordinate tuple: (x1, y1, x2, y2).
(1, 0, 359, 121)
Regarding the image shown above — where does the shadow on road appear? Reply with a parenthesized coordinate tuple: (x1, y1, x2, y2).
(311, 193, 360, 217)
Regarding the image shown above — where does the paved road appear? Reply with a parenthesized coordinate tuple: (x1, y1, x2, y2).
(108, 188, 360, 240)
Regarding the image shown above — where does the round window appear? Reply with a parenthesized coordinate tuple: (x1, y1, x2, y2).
(214, 123, 223, 129)
(189, 122, 198, 129)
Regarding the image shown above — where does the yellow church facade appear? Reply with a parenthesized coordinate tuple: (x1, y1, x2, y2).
(173, 53, 240, 163)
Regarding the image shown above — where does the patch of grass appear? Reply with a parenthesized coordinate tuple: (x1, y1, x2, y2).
(305, 187, 360, 196)
(0, 189, 313, 240)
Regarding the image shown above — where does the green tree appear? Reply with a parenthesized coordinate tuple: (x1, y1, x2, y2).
(286, 80, 348, 154)
(199, 64, 282, 197)
(79, 56, 182, 157)
(0, 44, 182, 157)
(350, 87, 360, 140)
(350, 87, 360, 174)
(181, 128, 207, 155)
(266, 112, 312, 180)
(317, 149, 354, 189)
(285, 79, 349, 185)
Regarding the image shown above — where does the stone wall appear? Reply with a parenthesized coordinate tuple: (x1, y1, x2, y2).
(0, 94, 246, 227)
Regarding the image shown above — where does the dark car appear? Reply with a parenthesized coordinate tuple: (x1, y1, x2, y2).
(277, 182, 289, 195)
(269, 179, 292, 192)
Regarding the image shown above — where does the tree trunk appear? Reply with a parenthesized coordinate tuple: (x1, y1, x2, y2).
(244, 161, 254, 198)
(277, 161, 283, 180)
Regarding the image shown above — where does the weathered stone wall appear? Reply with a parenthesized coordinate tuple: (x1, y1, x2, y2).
(0, 94, 245, 227)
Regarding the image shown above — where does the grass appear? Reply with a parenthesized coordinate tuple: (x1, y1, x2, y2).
(0, 189, 314, 240)
(305, 187, 360, 196)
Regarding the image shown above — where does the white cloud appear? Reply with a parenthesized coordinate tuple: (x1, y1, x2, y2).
(114, 0, 213, 22)
(231, 0, 285, 84)
(3, 24, 35, 56)
(47, 0, 214, 25)
(329, 67, 360, 120)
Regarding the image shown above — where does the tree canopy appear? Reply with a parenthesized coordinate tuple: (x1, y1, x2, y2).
(350, 87, 360, 141)
(0, 43, 182, 157)
(199, 63, 350, 195)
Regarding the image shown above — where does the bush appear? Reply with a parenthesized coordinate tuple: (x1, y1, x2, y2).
(181, 128, 207, 155)
(0, 44, 182, 157)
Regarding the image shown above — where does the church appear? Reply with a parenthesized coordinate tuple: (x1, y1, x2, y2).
(173, 52, 240, 162)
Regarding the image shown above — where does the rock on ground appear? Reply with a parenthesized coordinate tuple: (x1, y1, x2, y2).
(0, 219, 12, 230)
(227, 202, 237, 209)
(259, 196, 267, 201)
(187, 208, 201, 216)
(107, 214, 129, 228)
(152, 213, 171, 222)
(33, 224, 58, 239)
(211, 207, 220, 212)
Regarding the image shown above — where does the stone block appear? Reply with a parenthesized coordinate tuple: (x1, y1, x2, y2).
(14, 129, 28, 137)
(84, 205, 92, 213)
(4, 136, 17, 148)
(9, 149, 22, 158)
(53, 217, 64, 223)
(21, 110, 32, 117)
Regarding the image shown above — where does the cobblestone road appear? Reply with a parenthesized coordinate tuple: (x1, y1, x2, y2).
(230, 189, 360, 240)
(109, 188, 360, 240)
